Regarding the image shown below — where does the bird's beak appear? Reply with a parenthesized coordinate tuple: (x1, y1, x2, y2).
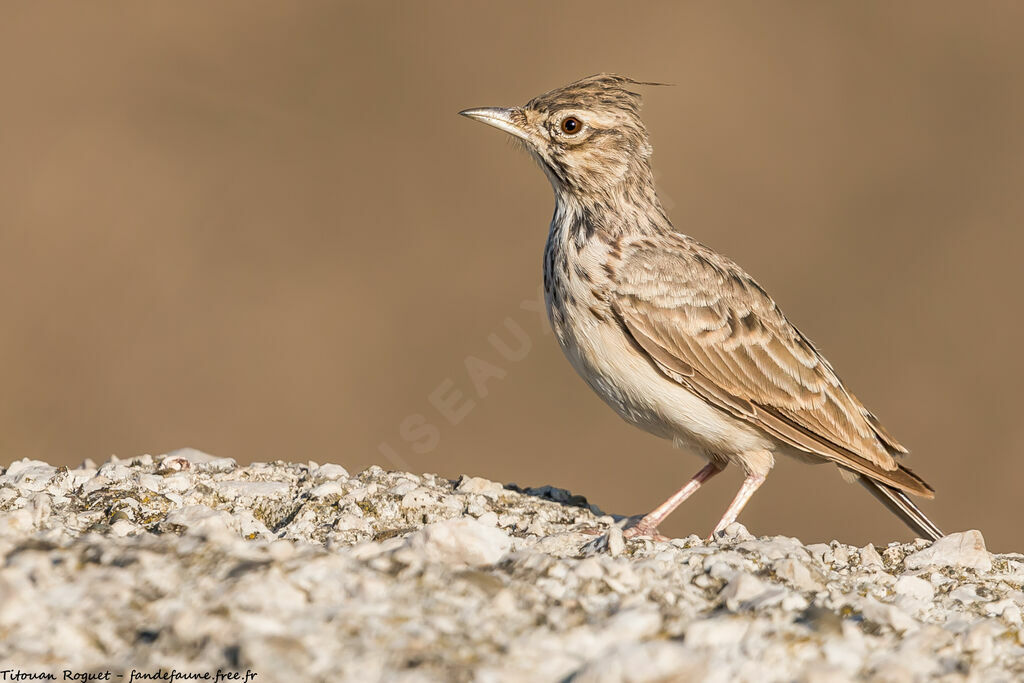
(459, 107, 531, 143)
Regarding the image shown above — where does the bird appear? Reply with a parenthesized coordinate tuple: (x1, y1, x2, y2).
(459, 74, 942, 542)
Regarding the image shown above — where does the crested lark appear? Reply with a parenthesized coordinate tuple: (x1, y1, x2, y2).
(460, 74, 942, 541)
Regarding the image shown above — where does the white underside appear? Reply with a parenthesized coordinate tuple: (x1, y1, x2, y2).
(558, 316, 775, 460)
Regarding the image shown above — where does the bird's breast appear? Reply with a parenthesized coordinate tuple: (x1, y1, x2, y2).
(541, 219, 773, 456)
(542, 224, 616, 345)
(542, 225, 667, 432)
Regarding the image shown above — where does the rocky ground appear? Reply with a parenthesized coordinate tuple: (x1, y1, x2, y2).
(0, 450, 1021, 682)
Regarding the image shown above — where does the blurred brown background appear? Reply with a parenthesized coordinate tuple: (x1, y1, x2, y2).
(1, 2, 1022, 549)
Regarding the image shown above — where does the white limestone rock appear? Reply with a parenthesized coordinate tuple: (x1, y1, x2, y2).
(0, 453, 1019, 681)
(399, 517, 512, 567)
(904, 530, 992, 572)
(455, 474, 505, 498)
(894, 575, 935, 602)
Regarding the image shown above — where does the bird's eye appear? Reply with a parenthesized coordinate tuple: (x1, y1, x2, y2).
(560, 116, 582, 135)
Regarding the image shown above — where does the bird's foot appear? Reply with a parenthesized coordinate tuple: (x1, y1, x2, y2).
(622, 517, 670, 542)
(579, 517, 669, 555)
(706, 521, 753, 544)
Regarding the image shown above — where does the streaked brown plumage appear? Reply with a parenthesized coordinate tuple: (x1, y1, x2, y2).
(461, 74, 942, 541)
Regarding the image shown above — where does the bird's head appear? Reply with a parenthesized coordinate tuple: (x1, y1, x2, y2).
(461, 74, 660, 199)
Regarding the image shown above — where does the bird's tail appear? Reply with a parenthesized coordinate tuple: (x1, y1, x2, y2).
(858, 474, 944, 541)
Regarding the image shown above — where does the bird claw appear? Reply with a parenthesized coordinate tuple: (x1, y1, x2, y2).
(621, 517, 670, 542)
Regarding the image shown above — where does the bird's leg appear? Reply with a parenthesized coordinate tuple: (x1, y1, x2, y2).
(709, 472, 766, 539)
(624, 462, 723, 540)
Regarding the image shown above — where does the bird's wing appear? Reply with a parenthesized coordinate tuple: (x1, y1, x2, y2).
(611, 236, 933, 497)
